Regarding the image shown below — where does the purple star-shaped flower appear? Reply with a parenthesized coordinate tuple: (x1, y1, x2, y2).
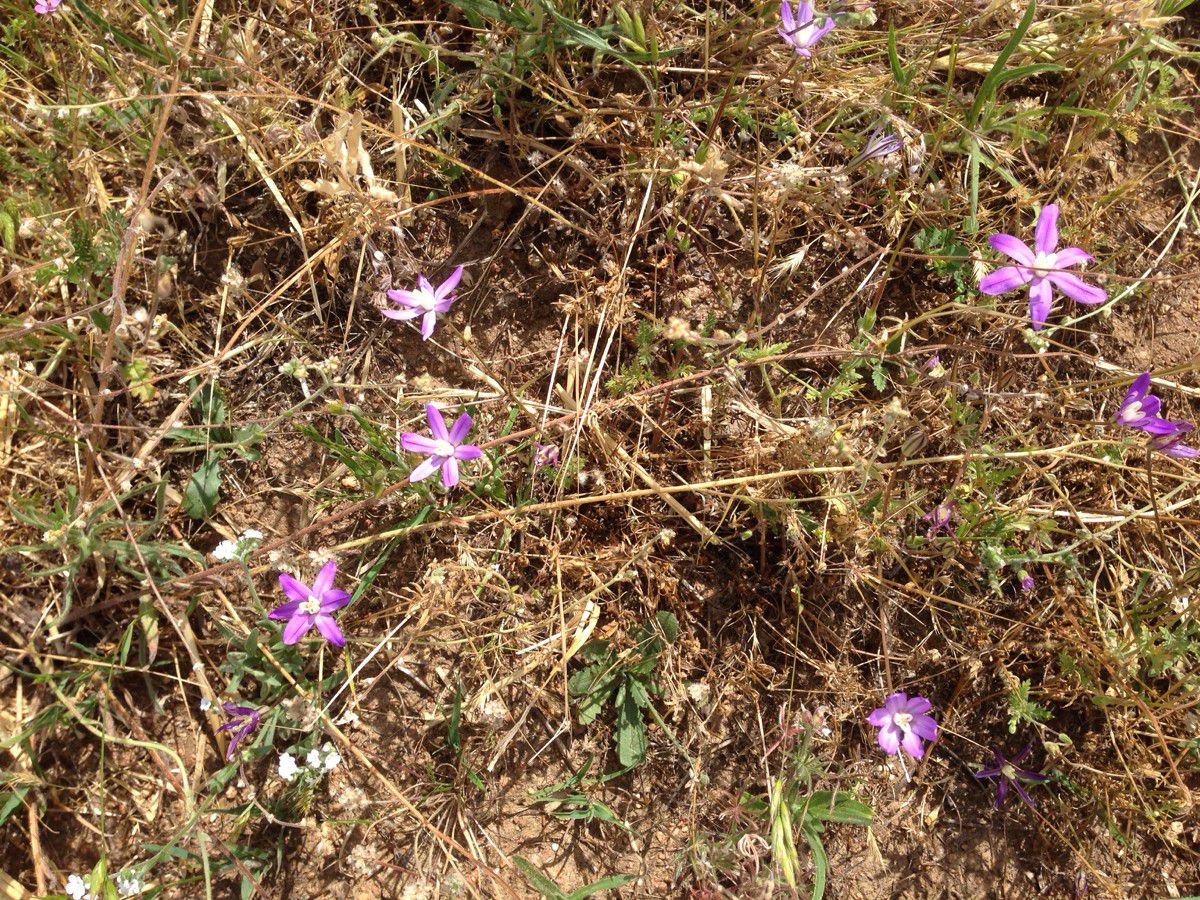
(383, 266, 463, 340)
(35, 0, 63, 13)
(777, 0, 835, 58)
(974, 744, 1049, 808)
(922, 499, 957, 538)
(270, 560, 351, 648)
(1114, 373, 1177, 435)
(217, 702, 262, 759)
(401, 403, 483, 489)
(1149, 421, 1199, 460)
(867, 692, 938, 758)
(978, 204, 1107, 330)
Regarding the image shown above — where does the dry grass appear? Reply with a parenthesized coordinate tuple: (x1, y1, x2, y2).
(2, 0, 1200, 897)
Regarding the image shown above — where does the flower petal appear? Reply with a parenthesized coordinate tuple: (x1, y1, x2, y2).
(417, 275, 434, 294)
(448, 412, 473, 444)
(876, 723, 901, 755)
(901, 729, 925, 758)
(867, 707, 890, 727)
(282, 612, 315, 645)
(1034, 203, 1059, 255)
(441, 456, 460, 488)
(277, 573, 310, 604)
(381, 307, 422, 321)
(421, 310, 437, 340)
(911, 714, 938, 741)
(312, 559, 337, 598)
(994, 779, 1008, 808)
(1053, 247, 1092, 269)
(905, 696, 932, 715)
(454, 444, 483, 461)
(409, 456, 441, 483)
(315, 615, 346, 648)
(1049, 272, 1106, 305)
(795, 1, 813, 25)
(269, 598, 300, 621)
(426, 403, 450, 441)
(435, 265, 464, 301)
(1124, 372, 1152, 405)
(321, 588, 352, 612)
(402, 433, 441, 454)
(386, 289, 424, 308)
(979, 266, 1030, 296)
(779, 0, 795, 33)
(1028, 279, 1053, 330)
(987, 234, 1035, 266)
(1163, 442, 1199, 459)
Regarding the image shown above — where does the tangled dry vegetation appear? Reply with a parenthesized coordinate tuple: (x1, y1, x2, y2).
(2, 0, 1200, 897)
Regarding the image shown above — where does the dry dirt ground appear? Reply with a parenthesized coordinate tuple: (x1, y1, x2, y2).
(3, 1, 1200, 898)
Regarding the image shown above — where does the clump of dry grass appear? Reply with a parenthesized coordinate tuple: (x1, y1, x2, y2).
(2, 0, 1199, 897)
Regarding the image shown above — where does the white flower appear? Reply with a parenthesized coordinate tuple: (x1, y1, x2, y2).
(242, 528, 263, 541)
(65, 874, 96, 900)
(322, 747, 342, 771)
(306, 748, 324, 769)
(278, 752, 299, 782)
(199, 697, 212, 712)
(116, 873, 145, 896)
(211, 540, 237, 562)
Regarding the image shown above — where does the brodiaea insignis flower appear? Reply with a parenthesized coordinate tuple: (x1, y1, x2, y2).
(848, 128, 902, 168)
(270, 560, 351, 648)
(867, 692, 937, 758)
(1114, 373, 1177, 435)
(978, 203, 1107, 330)
(217, 702, 262, 759)
(922, 499, 957, 538)
(401, 403, 482, 488)
(974, 744, 1049, 808)
(35, 0, 63, 13)
(1149, 421, 1199, 459)
(777, 0, 835, 58)
(383, 266, 463, 340)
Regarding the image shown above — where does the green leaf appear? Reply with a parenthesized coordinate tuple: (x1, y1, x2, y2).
(804, 791, 874, 826)
(654, 610, 679, 644)
(182, 455, 221, 520)
(565, 874, 637, 899)
(614, 685, 647, 767)
(568, 665, 618, 724)
(512, 856, 568, 900)
(967, 0, 1037, 127)
(887, 23, 908, 89)
(803, 824, 829, 900)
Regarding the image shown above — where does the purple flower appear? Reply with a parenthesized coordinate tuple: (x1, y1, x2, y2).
(867, 692, 937, 758)
(777, 0, 835, 58)
(849, 129, 903, 167)
(401, 403, 482, 488)
(978, 204, 1107, 330)
(35, 0, 63, 12)
(1114, 373, 1177, 435)
(270, 560, 351, 648)
(533, 442, 559, 468)
(922, 499, 957, 538)
(1149, 421, 1199, 460)
(974, 744, 1049, 808)
(217, 702, 262, 759)
(1019, 572, 1035, 592)
(383, 266, 463, 340)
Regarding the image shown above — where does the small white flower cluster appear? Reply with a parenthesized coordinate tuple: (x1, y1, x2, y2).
(278, 743, 342, 782)
(116, 872, 145, 896)
(66, 874, 96, 900)
(66, 869, 145, 898)
(211, 528, 264, 563)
